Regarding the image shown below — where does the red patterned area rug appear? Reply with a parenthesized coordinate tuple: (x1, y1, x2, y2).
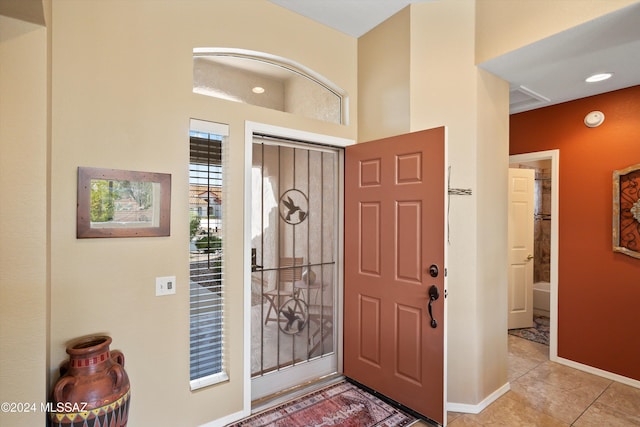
(229, 381, 417, 427)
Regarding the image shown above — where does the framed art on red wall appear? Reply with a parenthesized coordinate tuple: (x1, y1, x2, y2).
(613, 163, 640, 259)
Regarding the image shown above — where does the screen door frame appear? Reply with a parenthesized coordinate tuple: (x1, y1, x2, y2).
(243, 121, 353, 408)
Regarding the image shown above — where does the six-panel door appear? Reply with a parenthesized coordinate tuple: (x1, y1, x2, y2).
(344, 128, 446, 425)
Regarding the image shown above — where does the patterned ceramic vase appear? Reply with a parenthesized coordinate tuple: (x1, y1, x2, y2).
(49, 335, 131, 427)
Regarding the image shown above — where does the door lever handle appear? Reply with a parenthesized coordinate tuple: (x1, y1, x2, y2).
(428, 285, 440, 328)
(251, 248, 263, 272)
(526, 254, 534, 261)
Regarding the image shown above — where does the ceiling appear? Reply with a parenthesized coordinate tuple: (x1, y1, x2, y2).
(0, 0, 45, 25)
(268, 0, 640, 114)
(268, 0, 429, 39)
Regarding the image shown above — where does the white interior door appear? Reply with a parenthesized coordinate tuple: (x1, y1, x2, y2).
(507, 168, 535, 329)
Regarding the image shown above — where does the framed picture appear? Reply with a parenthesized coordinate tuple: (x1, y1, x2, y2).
(613, 163, 640, 259)
(77, 167, 171, 238)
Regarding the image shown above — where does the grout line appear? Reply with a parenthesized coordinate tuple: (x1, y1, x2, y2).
(508, 335, 549, 383)
(569, 381, 614, 426)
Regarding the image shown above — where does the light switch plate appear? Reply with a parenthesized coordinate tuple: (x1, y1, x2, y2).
(156, 276, 176, 296)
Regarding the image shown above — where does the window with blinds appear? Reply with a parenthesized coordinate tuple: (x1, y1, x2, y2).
(189, 119, 229, 390)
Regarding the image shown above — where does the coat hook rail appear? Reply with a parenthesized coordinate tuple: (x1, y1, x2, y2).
(447, 166, 472, 196)
(447, 166, 472, 245)
(448, 187, 472, 196)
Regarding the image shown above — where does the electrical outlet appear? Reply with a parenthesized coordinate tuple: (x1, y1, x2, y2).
(156, 276, 176, 296)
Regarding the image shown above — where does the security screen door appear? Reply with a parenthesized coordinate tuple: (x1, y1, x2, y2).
(250, 136, 339, 400)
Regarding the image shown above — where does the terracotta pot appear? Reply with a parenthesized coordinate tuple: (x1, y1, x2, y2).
(49, 335, 131, 427)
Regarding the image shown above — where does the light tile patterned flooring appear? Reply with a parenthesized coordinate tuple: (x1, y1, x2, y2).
(414, 334, 640, 426)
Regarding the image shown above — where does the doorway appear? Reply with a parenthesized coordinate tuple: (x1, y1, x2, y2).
(244, 122, 352, 404)
(508, 150, 559, 360)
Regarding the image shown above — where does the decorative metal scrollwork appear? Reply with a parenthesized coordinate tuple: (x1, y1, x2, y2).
(278, 298, 309, 335)
(279, 189, 309, 225)
(632, 199, 640, 223)
(613, 164, 640, 259)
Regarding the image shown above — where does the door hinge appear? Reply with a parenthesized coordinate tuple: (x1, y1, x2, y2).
(444, 267, 447, 277)
(444, 289, 448, 299)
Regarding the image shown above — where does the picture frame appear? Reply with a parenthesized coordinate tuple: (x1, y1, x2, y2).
(612, 163, 640, 259)
(77, 167, 171, 238)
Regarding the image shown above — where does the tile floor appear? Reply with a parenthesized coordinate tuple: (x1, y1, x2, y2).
(413, 335, 640, 426)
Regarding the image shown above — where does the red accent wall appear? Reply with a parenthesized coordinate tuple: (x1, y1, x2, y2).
(510, 85, 640, 381)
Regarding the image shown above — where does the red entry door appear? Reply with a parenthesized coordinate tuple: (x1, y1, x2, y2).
(344, 128, 446, 425)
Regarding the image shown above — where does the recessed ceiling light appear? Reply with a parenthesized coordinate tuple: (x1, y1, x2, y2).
(252, 86, 265, 94)
(585, 73, 613, 83)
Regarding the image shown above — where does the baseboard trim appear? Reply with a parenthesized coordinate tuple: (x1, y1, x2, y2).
(199, 409, 248, 427)
(446, 382, 510, 414)
(555, 356, 640, 389)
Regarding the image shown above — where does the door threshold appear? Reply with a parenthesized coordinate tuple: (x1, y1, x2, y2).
(251, 372, 343, 414)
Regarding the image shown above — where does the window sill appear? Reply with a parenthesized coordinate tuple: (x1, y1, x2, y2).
(190, 371, 229, 391)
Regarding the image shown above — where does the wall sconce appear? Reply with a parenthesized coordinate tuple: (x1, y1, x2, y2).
(584, 111, 605, 128)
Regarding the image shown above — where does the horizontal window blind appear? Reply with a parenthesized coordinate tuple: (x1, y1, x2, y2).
(189, 120, 228, 389)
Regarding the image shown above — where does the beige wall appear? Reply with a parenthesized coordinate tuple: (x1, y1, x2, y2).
(408, 0, 487, 405)
(474, 67, 510, 400)
(475, 0, 637, 63)
(0, 1, 355, 426)
(2, 0, 638, 425)
(0, 14, 48, 427)
(410, 0, 510, 406)
(358, 1, 509, 404)
(359, 1, 510, 406)
(358, 7, 411, 142)
(357, 0, 631, 409)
